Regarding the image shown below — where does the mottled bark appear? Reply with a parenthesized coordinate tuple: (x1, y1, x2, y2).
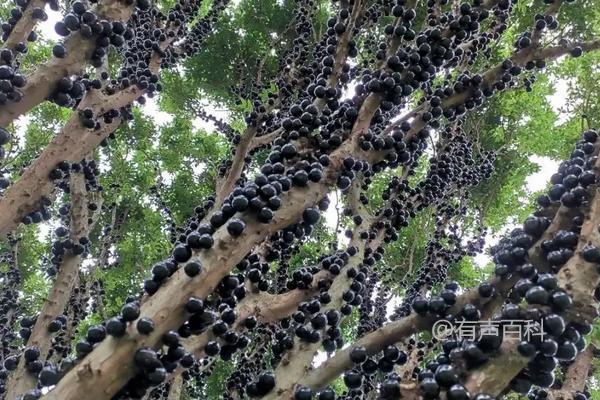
(0, 0, 135, 128)
(167, 373, 184, 400)
(0, 35, 175, 237)
(0, 0, 46, 53)
(5, 171, 90, 399)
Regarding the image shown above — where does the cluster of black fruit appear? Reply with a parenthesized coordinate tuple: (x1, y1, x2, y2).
(228, 327, 274, 397)
(223, 7, 591, 383)
(177, 0, 231, 60)
(111, 6, 168, 97)
(149, 183, 178, 244)
(19, 159, 101, 226)
(35, 0, 228, 139)
(0, 242, 22, 380)
(48, 225, 90, 275)
(20, 196, 52, 225)
(1, 0, 593, 398)
(258, 0, 505, 203)
(50, 57, 351, 397)
(282, 131, 600, 400)
(196, 107, 235, 142)
(272, 240, 302, 293)
(47, 280, 94, 361)
(0, 50, 26, 105)
(393, 206, 486, 320)
(49, 76, 87, 109)
(355, 268, 389, 337)
(113, 0, 229, 98)
(116, 0, 529, 397)
(4, 349, 63, 400)
(47, 0, 140, 109)
(49, 159, 102, 191)
(0, 0, 56, 46)
(0, 127, 13, 188)
(392, 129, 600, 400)
(97, 200, 331, 397)
(53, 1, 134, 67)
(264, 129, 495, 385)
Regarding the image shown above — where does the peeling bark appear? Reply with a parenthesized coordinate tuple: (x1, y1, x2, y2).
(0, 0, 46, 53)
(396, 346, 421, 382)
(5, 171, 90, 399)
(0, 117, 120, 237)
(167, 373, 184, 400)
(0, 34, 176, 237)
(0, 1, 135, 128)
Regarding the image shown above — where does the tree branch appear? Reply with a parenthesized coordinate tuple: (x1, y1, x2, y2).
(289, 167, 584, 394)
(167, 373, 184, 400)
(459, 156, 600, 396)
(558, 346, 594, 394)
(0, 1, 135, 128)
(5, 170, 91, 398)
(35, 8, 600, 400)
(0, 0, 46, 52)
(0, 27, 182, 237)
(0, 117, 120, 237)
(214, 126, 258, 207)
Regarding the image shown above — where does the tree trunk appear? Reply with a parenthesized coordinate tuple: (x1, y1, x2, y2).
(5, 171, 89, 399)
(167, 374, 184, 400)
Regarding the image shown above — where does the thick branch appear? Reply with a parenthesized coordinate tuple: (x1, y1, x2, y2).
(215, 127, 258, 206)
(0, 117, 120, 237)
(5, 170, 90, 399)
(42, 88, 388, 399)
(1, 0, 46, 52)
(248, 128, 283, 152)
(42, 177, 334, 400)
(0, 1, 135, 128)
(0, 30, 179, 237)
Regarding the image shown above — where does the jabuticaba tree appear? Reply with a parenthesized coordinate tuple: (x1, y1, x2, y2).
(1, 0, 600, 399)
